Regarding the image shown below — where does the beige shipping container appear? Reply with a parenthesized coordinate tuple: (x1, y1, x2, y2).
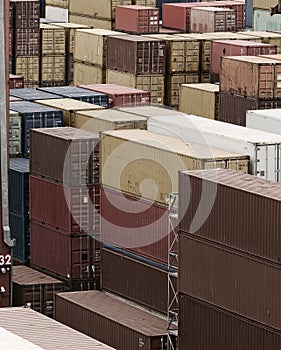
(100, 129, 249, 204)
(40, 23, 66, 56)
(9, 110, 22, 157)
(74, 29, 127, 67)
(143, 34, 200, 73)
(35, 98, 104, 126)
(106, 69, 165, 105)
(135, 0, 156, 5)
(71, 109, 147, 132)
(45, 0, 68, 7)
(179, 83, 219, 119)
(166, 73, 200, 108)
(242, 31, 281, 53)
(69, 0, 131, 20)
(40, 55, 66, 84)
(68, 14, 113, 30)
(73, 62, 105, 85)
(253, 0, 278, 10)
(15, 56, 39, 86)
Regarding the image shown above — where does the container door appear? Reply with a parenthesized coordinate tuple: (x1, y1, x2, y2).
(255, 144, 281, 182)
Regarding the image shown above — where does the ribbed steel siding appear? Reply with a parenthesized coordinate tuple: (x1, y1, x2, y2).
(101, 186, 177, 264)
(101, 247, 176, 314)
(179, 293, 281, 350)
(9, 211, 30, 263)
(9, 158, 29, 214)
(179, 170, 281, 264)
(179, 234, 281, 330)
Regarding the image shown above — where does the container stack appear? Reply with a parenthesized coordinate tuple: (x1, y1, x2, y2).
(9, 158, 30, 264)
(39, 23, 66, 87)
(73, 29, 128, 85)
(44, 0, 69, 22)
(252, 0, 281, 31)
(106, 35, 166, 105)
(178, 168, 281, 349)
(29, 127, 101, 291)
(218, 56, 281, 126)
(10, 0, 40, 87)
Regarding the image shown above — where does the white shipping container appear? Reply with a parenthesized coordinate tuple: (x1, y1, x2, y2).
(45, 6, 69, 22)
(246, 109, 281, 135)
(148, 113, 281, 182)
(253, 9, 281, 31)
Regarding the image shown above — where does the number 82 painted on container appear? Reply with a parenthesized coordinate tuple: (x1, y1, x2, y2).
(0, 255, 12, 266)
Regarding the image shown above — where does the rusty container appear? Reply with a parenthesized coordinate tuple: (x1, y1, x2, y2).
(115, 5, 159, 34)
(179, 168, 281, 265)
(179, 293, 281, 350)
(55, 290, 175, 350)
(13, 265, 65, 317)
(9, 74, 24, 89)
(107, 35, 166, 75)
(30, 127, 99, 186)
(220, 56, 281, 99)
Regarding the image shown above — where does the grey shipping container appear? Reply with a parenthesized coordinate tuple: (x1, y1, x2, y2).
(179, 293, 281, 350)
(178, 168, 281, 265)
(10, 211, 30, 264)
(10, 87, 62, 101)
(13, 265, 65, 318)
(179, 234, 281, 330)
(55, 290, 175, 350)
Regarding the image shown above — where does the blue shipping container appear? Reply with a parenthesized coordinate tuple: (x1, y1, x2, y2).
(10, 211, 30, 264)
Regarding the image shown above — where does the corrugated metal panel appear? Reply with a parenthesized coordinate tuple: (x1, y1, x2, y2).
(9, 158, 29, 214)
(179, 293, 281, 350)
(55, 290, 171, 350)
(0, 307, 115, 349)
(179, 168, 281, 264)
(9, 212, 30, 264)
(179, 234, 281, 330)
(10, 88, 61, 101)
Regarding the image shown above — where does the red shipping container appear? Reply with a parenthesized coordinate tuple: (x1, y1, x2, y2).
(101, 186, 178, 265)
(190, 7, 236, 34)
(162, 1, 245, 32)
(9, 74, 24, 89)
(30, 175, 99, 235)
(78, 83, 150, 107)
(30, 220, 100, 281)
(9, 28, 13, 56)
(115, 5, 159, 34)
(211, 40, 277, 83)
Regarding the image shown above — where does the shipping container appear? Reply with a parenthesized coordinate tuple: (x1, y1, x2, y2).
(40, 55, 66, 86)
(13, 265, 65, 317)
(30, 175, 98, 234)
(253, 9, 281, 31)
(10, 101, 63, 157)
(73, 62, 105, 85)
(246, 108, 281, 134)
(14, 56, 39, 87)
(101, 246, 176, 314)
(45, 5, 69, 22)
(9, 96, 22, 102)
(78, 83, 151, 108)
(10, 211, 30, 264)
(179, 168, 281, 263)
(218, 92, 281, 126)
(40, 23, 66, 55)
(253, 0, 278, 10)
(30, 127, 99, 186)
(179, 293, 281, 350)
(210, 40, 277, 82)
(10, 88, 62, 101)
(115, 5, 159, 34)
(69, 14, 113, 30)
(106, 70, 165, 105)
(242, 30, 281, 53)
(246, 0, 253, 27)
(10, 0, 40, 29)
(0, 307, 115, 349)
(9, 74, 24, 89)
(14, 28, 40, 56)
(37, 86, 109, 107)
(220, 55, 281, 99)
(107, 35, 166, 75)
(190, 7, 236, 33)
(30, 220, 100, 281)
(156, 0, 198, 20)
(117, 105, 186, 119)
(148, 113, 281, 181)
(179, 233, 281, 330)
(179, 83, 219, 119)
(45, 0, 68, 7)
(36, 98, 104, 126)
(55, 290, 174, 349)
(70, 108, 147, 132)
(9, 158, 29, 214)
(9, 110, 22, 157)
(100, 129, 249, 204)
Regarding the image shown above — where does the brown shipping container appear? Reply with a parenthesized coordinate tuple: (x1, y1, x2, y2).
(30, 175, 99, 234)
(190, 7, 236, 34)
(78, 83, 151, 108)
(30, 220, 100, 281)
(14, 28, 40, 56)
(13, 265, 65, 317)
(179, 293, 281, 350)
(162, 1, 245, 32)
(115, 5, 159, 34)
(107, 35, 166, 75)
(106, 69, 165, 105)
(101, 247, 176, 314)
(218, 92, 281, 126)
(55, 290, 174, 350)
(100, 186, 176, 265)
(179, 234, 281, 330)
(30, 127, 99, 186)
(9, 74, 24, 89)
(211, 40, 277, 82)
(179, 168, 281, 265)
(220, 56, 281, 99)
(10, 0, 40, 29)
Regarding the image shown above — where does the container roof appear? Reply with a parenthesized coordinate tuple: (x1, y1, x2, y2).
(13, 265, 63, 286)
(31, 126, 99, 140)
